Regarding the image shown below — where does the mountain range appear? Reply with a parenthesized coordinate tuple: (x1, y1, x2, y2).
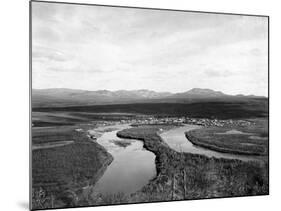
(32, 88, 266, 108)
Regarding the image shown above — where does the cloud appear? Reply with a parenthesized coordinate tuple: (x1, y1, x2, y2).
(33, 46, 70, 62)
(31, 1, 268, 96)
(204, 68, 234, 78)
(250, 48, 263, 56)
(48, 66, 104, 74)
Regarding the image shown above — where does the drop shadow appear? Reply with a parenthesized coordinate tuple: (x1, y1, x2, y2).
(17, 201, 29, 210)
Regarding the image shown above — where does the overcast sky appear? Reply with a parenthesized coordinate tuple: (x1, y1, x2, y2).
(32, 2, 268, 96)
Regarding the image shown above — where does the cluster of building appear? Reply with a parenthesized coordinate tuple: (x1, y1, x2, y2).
(184, 118, 252, 127)
(120, 117, 184, 125)
(92, 121, 116, 127)
(118, 116, 253, 127)
(88, 115, 253, 129)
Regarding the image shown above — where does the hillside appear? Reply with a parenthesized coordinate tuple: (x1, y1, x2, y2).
(33, 100, 268, 119)
(32, 88, 266, 108)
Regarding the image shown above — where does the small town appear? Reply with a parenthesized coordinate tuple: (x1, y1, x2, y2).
(93, 116, 254, 128)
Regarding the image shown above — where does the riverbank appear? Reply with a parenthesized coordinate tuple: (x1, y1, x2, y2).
(159, 124, 263, 161)
(116, 125, 268, 203)
(88, 124, 156, 197)
(185, 132, 265, 156)
(32, 125, 114, 209)
(32, 121, 268, 208)
(185, 119, 268, 156)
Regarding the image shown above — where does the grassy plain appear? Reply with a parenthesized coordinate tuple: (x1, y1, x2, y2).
(185, 118, 268, 155)
(31, 109, 268, 209)
(32, 111, 137, 127)
(33, 100, 268, 119)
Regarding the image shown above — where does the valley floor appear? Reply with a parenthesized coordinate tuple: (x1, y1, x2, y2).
(116, 124, 268, 204)
(31, 115, 268, 209)
(185, 119, 268, 156)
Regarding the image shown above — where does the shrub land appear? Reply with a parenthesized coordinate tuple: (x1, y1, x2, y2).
(31, 115, 268, 209)
(33, 99, 268, 119)
(32, 126, 113, 209)
(115, 125, 268, 203)
(185, 119, 268, 156)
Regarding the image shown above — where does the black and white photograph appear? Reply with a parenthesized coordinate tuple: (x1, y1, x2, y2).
(30, 1, 269, 210)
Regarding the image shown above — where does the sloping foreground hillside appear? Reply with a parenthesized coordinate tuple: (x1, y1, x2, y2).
(115, 126, 268, 203)
(32, 126, 113, 209)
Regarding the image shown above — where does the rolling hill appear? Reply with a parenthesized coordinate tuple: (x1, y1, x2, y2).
(32, 88, 266, 108)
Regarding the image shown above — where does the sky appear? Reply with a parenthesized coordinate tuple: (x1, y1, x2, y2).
(32, 2, 268, 96)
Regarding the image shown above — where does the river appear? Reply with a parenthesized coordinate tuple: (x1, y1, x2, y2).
(159, 124, 263, 161)
(89, 124, 156, 195)
(90, 123, 262, 195)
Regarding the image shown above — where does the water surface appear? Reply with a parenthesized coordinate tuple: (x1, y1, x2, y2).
(160, 124, 262, 161)
(90, 124, 156, 195)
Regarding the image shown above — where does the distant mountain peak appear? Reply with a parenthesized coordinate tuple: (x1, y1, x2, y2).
(186, 88, 225, 95)
(32, 87, 265, 108)
(169, 88, 226, 98)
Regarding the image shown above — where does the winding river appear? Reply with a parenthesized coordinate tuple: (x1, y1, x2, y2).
(159, 124, 263, 161)
(89, 124, 156, 195)
(90, 123, 263, 195)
